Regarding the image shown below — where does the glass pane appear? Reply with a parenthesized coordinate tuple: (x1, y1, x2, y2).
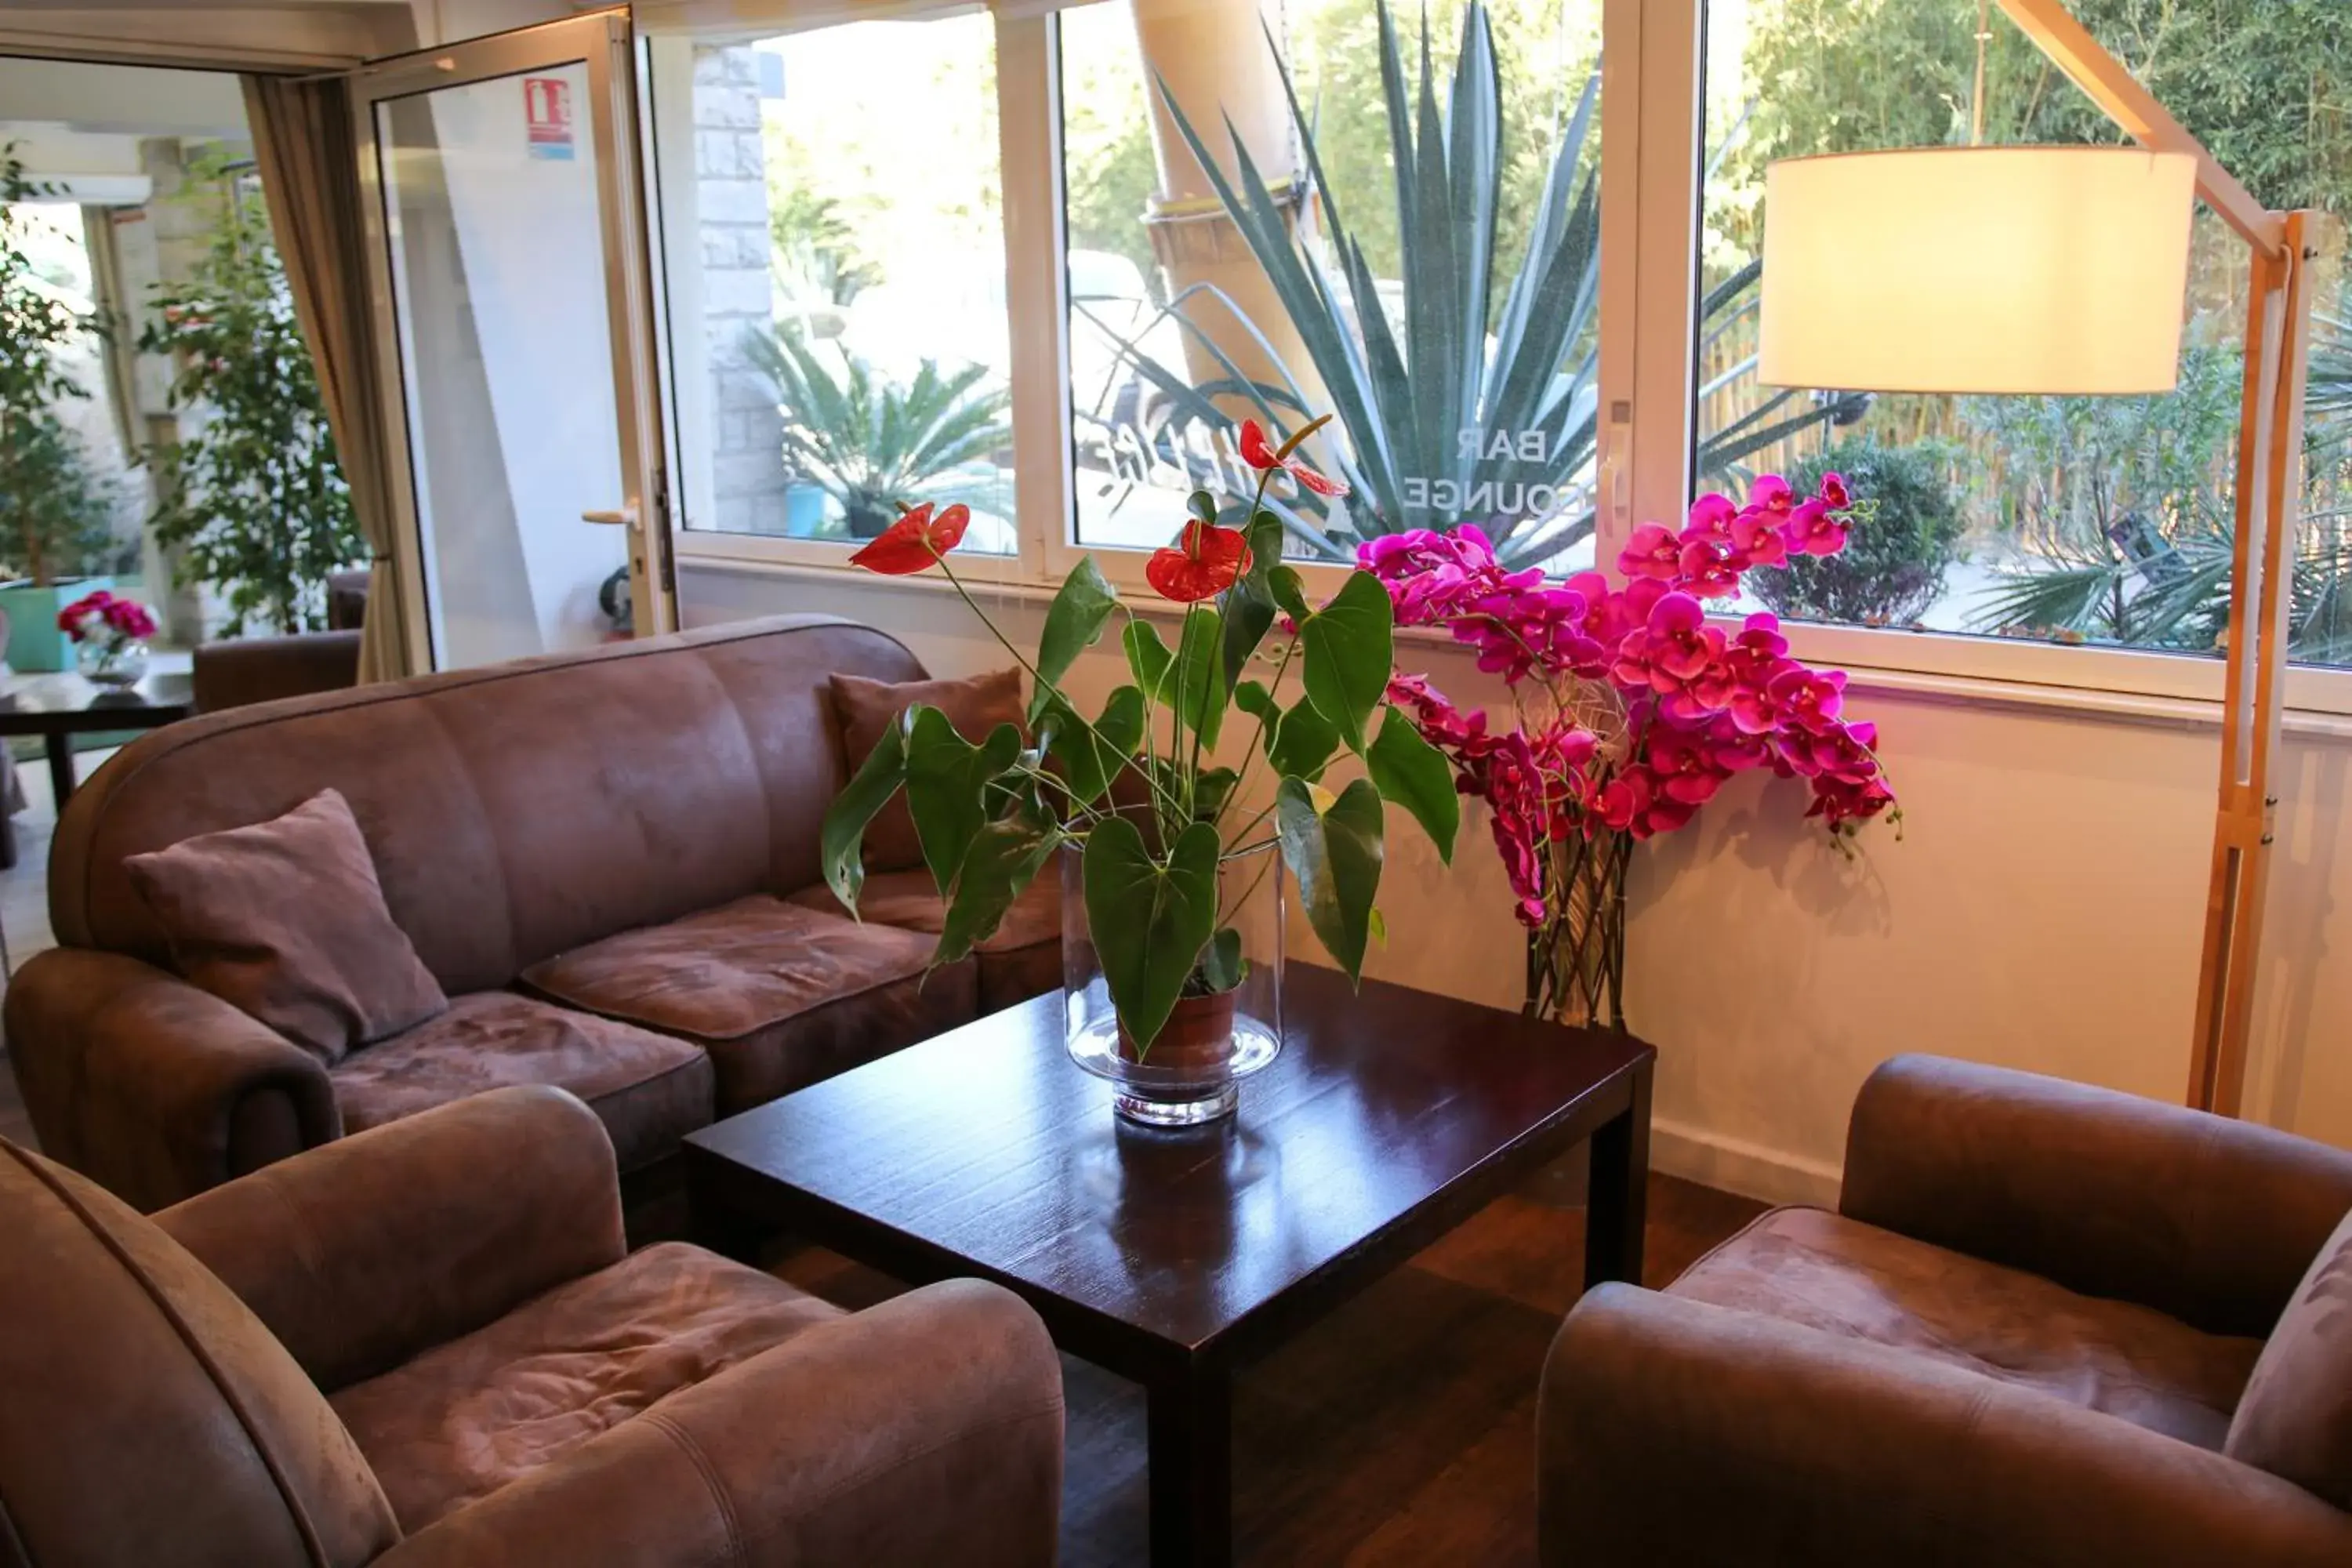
(1060, 0, 1605, 573)
(1695, 0, 2288, 656)
(647, 18, 1017, 552)
(2297, 217, 2350, 666)
(376, 64, 631, 667)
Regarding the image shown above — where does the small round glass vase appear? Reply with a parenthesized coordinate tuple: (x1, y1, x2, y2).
(76, 638, 149, 689)
(1062, 837, 1284, 1127)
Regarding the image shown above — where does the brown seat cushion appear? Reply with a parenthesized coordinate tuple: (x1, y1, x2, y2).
(521, 895, 977, 1113)
(330, 1240, 840, 1531)
(829, 667, 1023, 873)
(332, 993, 712, 1174)
(785, 869, 1061, 1015)
(123, 788, 447, 1063)
(2227, 1205, 2352, 1508)
(1670, 1207, 2264, 1449)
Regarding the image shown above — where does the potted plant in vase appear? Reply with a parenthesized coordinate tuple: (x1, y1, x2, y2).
(819, 416, 1461, 1125)
(0, 145, 124, 670)
(1363, 474, 1900, 1030)
(57, 588, 157, 688)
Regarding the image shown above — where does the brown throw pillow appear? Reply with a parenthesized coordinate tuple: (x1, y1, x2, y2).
(2225, 1206, 2352, 1508)
(830, 667, 1023, 875)
(124, 789, 448, 1064)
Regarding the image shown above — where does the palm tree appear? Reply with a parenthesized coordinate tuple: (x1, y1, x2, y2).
(746, 326, 1011, 539)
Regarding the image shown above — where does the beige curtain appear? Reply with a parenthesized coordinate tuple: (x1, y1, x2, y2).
(241, 73, 412, 683)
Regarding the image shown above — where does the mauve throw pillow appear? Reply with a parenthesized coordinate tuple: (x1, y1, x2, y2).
(830, 667, 1023, 874)
(2225, 1206, 2352, 1508)
(124, 789, 448, 1064)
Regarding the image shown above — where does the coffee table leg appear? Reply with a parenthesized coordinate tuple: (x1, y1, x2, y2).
(1584, 1062, 1652, 1290)
(1147, 1362, 1232, 1568)
(43, 734, 74, 811)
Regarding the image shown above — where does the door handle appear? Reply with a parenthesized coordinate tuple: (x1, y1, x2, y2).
(581, 503, 636, 526)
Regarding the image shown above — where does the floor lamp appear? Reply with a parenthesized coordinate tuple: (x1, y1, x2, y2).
(1758, 0, 2319, 1118)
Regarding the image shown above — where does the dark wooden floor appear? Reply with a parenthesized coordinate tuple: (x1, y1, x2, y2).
(0, 1051, 1762, 1565)
(776, 1150, 1763, 1567)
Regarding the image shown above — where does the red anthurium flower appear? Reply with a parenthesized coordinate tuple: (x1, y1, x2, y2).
(1146, 520, 1253, 603)
(1239, 419, 1350, 498)
(848, 503, 971, 575)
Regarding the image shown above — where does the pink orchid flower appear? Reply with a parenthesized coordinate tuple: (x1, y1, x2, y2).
(1618, 521, 1682, 582)
(1780, 498, 1849, 557)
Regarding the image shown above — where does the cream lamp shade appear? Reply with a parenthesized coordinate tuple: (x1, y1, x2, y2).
(1758, 146, 2198, 395)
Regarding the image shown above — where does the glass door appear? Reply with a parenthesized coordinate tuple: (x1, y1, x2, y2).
(352, 10, 674, 671)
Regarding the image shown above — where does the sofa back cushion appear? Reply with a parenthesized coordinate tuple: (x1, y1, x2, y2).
(125, 788, 448, 1063)
(829, 667, 1025, 874)
(52, 616, 924, 996)
(0, 1138, 401, 1566)
(2226, 1204, 2352, 1508)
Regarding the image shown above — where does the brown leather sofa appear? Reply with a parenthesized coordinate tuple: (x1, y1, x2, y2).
(0, 1083, 1065, 1565)
(1538, 1054, 2352, 1566)
(6, 615, 1058, 1213)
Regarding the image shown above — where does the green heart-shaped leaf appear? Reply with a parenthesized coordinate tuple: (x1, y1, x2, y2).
(1269, 564, 1310, 622)
(1124, 618, 1174, 703)
(1033, 557, 1118, 710)
(1220, 570, 1278, 696)
(904, 707, 1024, 895)
(1082, 815, 1221, 1055)
(1367, 707, 1460, 864)
(1175, 604, 1228, 750)
(1300, 571, 1394, 753)
(1235, 679, 1341, 782)
(1036, 684, 1145, 808)
(819, 713, 908, 913)
(934, 816, 1061, 967)
(1199, 926, 1247, 993)
(1276, 775, 1384, 985)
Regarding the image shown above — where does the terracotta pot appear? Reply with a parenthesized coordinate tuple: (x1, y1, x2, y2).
(1119, 989, 1237, 1072)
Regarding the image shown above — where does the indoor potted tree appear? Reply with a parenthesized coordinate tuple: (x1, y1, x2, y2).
(140, 151, 361, 635)
(0, 144, 122, 670)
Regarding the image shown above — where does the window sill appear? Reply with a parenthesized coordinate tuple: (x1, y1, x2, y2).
(673, 548, 2352, 740)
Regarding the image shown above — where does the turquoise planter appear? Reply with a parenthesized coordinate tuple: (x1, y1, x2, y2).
(0, 577, 114, 673)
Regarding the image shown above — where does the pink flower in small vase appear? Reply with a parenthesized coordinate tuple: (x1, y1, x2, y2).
(1618, 521, 1683, 583)
(1780, 498, 1849, 557)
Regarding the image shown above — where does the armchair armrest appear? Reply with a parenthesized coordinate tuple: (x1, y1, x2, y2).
(157, 1085, 626, 1392)
(1840, 1054, 2352, 1338)
(376, 1279, 1064, 1568)
(1540, 1284, 2352, 1568)
(191, 630, 361, 712)
(3, 947, 338, 1211)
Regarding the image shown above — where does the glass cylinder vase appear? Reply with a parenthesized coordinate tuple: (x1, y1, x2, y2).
(1062, 837, 1284, 1127)
(76, 637, 149, 689)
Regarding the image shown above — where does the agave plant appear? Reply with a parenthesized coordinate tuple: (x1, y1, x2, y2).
(1138, 0, 1859, 569)
(746, 325, 1011, 538)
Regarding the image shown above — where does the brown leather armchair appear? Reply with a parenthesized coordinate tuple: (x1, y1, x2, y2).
(190, 568, 371, 712)
(1539, 1054, 2352, 1566)
(0, 1083, 1065, 1566)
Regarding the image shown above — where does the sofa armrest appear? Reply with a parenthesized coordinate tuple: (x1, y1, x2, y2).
(3, 947, 338, 1210)
(1540, 1283, 2352, 1568)
(191, 630, 361, 713)
(1840, 1054, 2352, 1338)
(376, 1279, 1064, 1568)
(157, 1085, 626, 1391)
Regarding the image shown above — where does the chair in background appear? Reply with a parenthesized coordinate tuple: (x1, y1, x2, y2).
(190, 566, 371, 713)
(1539, 1054, 2352, 1566)
(0, 1083, 1065, 1566)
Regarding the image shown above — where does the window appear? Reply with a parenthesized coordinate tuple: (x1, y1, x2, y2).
(646, 16, 1018, 554)
(1693, 0, 2350, 674)
(1057, 0, 1606, 575)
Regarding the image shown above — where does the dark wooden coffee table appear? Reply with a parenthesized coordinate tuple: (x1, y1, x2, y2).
(685, 964, 1653, 1567)
(0, 670, 194, 867)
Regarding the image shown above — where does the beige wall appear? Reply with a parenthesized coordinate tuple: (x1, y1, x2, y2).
(681, 560, 2352, 1203)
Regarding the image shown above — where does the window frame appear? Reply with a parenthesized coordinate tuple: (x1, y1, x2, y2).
(652, 0, 2352, 718)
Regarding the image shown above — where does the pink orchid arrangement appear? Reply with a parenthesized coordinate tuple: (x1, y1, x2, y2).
(1361, 474, 1897, 1028)
(58, 590, 157, 650)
